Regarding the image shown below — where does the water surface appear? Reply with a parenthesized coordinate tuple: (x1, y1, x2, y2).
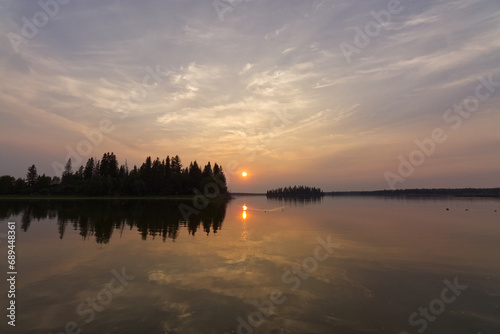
(0, 196, 499, 333)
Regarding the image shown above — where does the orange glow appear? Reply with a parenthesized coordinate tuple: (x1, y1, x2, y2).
(242, 171, 248, 177)
(242, 211, 247, 219)
(243, 205, 248, 211)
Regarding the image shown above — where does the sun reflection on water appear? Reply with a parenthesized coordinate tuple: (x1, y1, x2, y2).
(240, 204, 249, 240)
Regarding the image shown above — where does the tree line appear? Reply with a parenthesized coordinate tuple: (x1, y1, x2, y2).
(0, 152, 228, 197)
(327, 188, 500, 197)
(266, 185, 324, 197)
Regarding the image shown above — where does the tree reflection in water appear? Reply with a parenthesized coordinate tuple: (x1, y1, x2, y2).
(0, 199, 227, 243)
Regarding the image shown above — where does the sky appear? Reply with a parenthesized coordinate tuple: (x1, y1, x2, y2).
(0, 0, 499, 192)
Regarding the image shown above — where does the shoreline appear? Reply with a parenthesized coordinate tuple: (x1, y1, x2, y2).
(1, 188, 499, 200)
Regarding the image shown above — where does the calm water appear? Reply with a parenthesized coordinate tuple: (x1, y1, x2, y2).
(0, 196, 499, 334)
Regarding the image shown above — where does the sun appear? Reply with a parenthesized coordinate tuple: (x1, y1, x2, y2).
(241, 171, 248, 177)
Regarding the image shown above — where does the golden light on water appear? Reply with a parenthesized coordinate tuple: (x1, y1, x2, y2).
(242, 204, 248, 220)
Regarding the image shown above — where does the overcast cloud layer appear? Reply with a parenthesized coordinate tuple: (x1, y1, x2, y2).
(0, 0, 499, 192)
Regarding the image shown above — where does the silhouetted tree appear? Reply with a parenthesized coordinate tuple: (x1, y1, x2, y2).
(140, 156, 153, 193)
(83, 158, 95, 180)
(75, 166, 84, 180)
(37, 174, 52, 195)
(130, 170, 146, 196)
(151, 157, 163, 194)
(170, 155, 183, 194)
(118, 165, 127, 179)
(14, 178, 27, 194)
(213, 163, 227, 194)
(62, 159, 73, 184)
(188, 161, 203, 190)
(202, 162, 213, 178)
(162, 156, 173, 195)
(171, 155, 182, 174)
(0, 176, 16, 195)
(27, 164, 38, 188)
(100, 152, 119, 178)
(93, 160, 101, 177)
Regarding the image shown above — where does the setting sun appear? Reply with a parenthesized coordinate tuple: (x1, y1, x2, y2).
(242, 171, 248, 177)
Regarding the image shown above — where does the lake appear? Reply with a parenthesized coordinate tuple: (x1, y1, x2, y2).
(0, 196, 499, 334)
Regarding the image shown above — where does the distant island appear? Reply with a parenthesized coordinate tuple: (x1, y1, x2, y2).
(267, 186, 324, 198)
(0, 153, 229, 198)
(326, 188, 500, 198)
(259, 187, 500, 198)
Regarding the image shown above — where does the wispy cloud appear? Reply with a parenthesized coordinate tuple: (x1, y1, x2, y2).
(0, 0, 499, 191)
(239, 63, 254, 74)
(265, 24, 287, 40)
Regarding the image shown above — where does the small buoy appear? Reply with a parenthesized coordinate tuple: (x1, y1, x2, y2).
(446, 208, 449, 211)
(465, 209, 469, 211)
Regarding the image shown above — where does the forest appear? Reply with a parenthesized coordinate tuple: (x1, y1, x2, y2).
(266, 185, 324, 197)
(0, 152, 228, 197)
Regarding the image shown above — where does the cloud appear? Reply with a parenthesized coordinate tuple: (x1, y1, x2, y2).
(0, 0, 499, 191)
(239, 62, 254, 74)
(281, 47, 296, 54)
(264, 24, 287, 40)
